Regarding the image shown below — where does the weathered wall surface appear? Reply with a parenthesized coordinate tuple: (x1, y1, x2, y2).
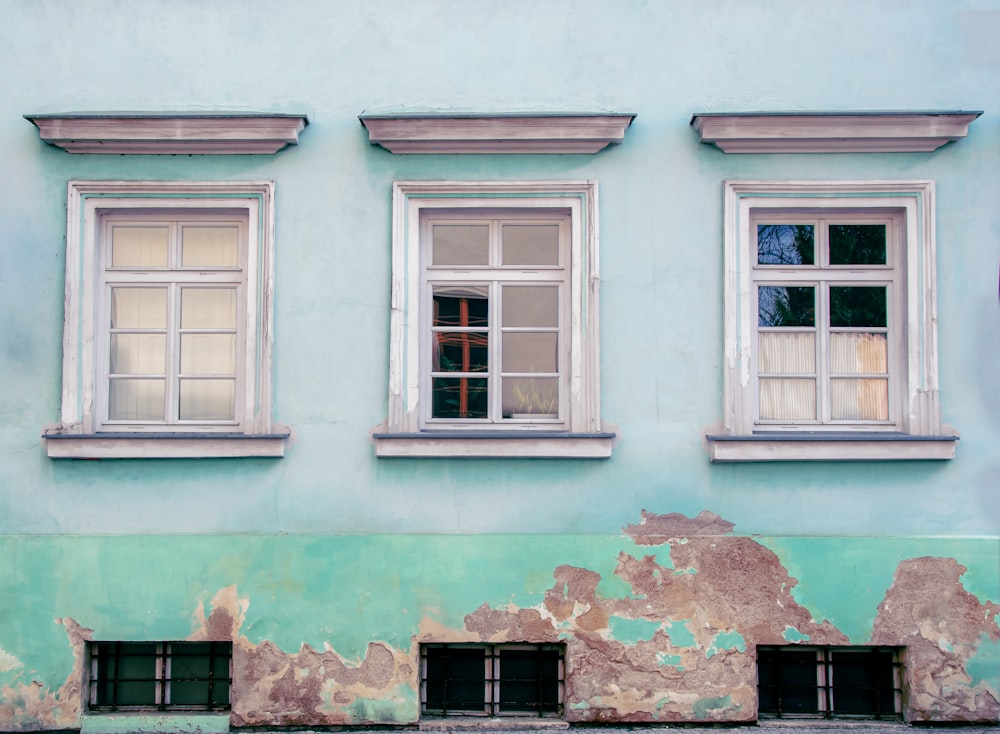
(2, 513, 997, 729)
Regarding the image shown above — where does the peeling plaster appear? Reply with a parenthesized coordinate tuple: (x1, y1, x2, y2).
(1, 514, 998, 729)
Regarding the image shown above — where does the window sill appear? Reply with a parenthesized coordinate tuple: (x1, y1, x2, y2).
(43, 431, 289, 459)
(420, 717, 568, 731)
(373, 431, 615, 458)
(81, 712, 230, 734)
(706, 432, 957, 462)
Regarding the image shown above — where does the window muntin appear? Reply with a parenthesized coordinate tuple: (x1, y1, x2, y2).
(89, 642, 232, 712)
(751, 214, 902, 429)
(757, 646, 901, 720)
(420, 643, 564, 718)
(99, 214, 247, 430)
(423, 215, 570, 428)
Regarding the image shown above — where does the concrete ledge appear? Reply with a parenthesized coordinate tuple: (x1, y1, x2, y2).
(82, 712, 231, 734)
(420, 718, 569, 731)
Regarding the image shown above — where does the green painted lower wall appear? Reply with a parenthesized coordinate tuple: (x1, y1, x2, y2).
(1, 519, 997, 729)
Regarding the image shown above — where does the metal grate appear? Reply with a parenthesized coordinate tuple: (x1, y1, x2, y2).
(757, 646, 902, 720)
(421, 643, 564, 717)
(89, 641, 232, 711)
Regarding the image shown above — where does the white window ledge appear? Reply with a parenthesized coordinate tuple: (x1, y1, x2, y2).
(25, 112, 308, 154)
(358, 113, 635, 154)
(373, 432, 616, 458)
(43, 432, 289, 459)
(82, 713, 230, 734)
(690, 111, 981, 153)
(706, 433, 958, 462)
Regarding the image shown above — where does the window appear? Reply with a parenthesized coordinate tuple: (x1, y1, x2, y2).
(45, 182, 287, 458)
(89, 641, 232, 712)
(709, 181, 957, 461)
(420, 643, 564, 718)
(757, 646, 901, 720)
(374, 181, 613, 458)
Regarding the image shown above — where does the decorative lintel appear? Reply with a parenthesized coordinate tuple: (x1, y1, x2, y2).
(25, 112, 309, 154)
(690, 111, 982, 153)
(359, 112, 636, 154)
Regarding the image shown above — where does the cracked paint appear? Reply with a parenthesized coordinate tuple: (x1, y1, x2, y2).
(1, 514, 997, 729)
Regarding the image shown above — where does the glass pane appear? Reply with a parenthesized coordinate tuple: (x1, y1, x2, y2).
(433, 286, 488, 327)
(757, 648, 820, 715)
(181, 288, 237, 329)
(760, 378, 816, 420)
(169, 644, 212, 706)
(181, 226, 239, 268)
(111, 226, 168, 268)
(502, 332, 557, 373)
(179, 379, 235, 421)
(432, 225, 489, 266)
(758, 332, 815, 374)
(502, 286, 558, 327)
(109, 379, 164, 421)
(424, 647, 487, 713)
(830, 286, 886, 327)
(115, 647, 158, 705)
(503, 377, 558, 418)
(831, 378, 889, 420)
(831, 333, 888, 374)
(758, 286, 815, 327)
(757, 224, 814, 265)
(829, 224, 886, 265)
(499, 648, 561, 713)
(434, 332, 488, 373)
(502, 224, 560, 266)
(111, 288, 167, 329)
(831, 650, 897, 716)
(181, 334, 236, 374)
(110, 334, 166, 375)
(432, 377, 488, 419)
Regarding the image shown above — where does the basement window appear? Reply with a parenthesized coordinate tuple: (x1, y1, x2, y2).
(421, 643, 564, 718)
(89, 642, 232, 711)
(757, 646, 901, 720)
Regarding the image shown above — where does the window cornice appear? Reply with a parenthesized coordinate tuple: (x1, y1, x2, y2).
(359, 113, 635, 154)
(690, 111, 981, 153)
(24, 112, 309, 154)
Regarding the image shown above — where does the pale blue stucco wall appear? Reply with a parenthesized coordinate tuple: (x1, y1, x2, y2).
(1, 0, 997, 537)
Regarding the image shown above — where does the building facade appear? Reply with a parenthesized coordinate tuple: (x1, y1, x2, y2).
(1, 1, 998, 731)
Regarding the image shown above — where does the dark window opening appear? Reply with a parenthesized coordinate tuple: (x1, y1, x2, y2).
(89, 641, 232, 712)
(421, 643, 563, 718)
(758, 646, 901, 720)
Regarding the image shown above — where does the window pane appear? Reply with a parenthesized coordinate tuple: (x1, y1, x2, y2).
(829, 224, 886, 265)
(181, 226, 238, 268)
(424, 647, 487, 713)
(181, 288, 237, 329)
(830, 287, 886, 327)
(181, 334, 236, 375)
(503, 377, 558, 418)
(757, 224, 814, 265)
(179, 379, 235, 421)
(502, 225, 560, 266)
(111, 288, 167, 329)
(831, 379, 889, 421)
(759, 286, 815, 327)
(757, 648, 820, 715)
(758, 332, 815, 374)
(433, 286, 488, 327)
(502, 286, 558, 327)
(831, 649, 897, 716)
(831, 333, 887, 374)
(111, 334, 166, 375)
(499, 648, 561, 713)
(115, 647, 158, 706)
(111, 226, 168, 268)
(434, 332, 488, 373)
(502, 332, 557, 373)
(432, 225, 489, 266)
(760, 378, 816, 420)
(432, 377, 488, 419)
(109, 379, 164, 421)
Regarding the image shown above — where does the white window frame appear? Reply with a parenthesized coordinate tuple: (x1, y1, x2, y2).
(709, 180, 957, 462)
(44, 181, 287, 459)
(373, 181, 613, 458)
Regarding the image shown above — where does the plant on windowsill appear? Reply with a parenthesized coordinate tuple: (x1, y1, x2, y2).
(509, 380, 558, 420)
